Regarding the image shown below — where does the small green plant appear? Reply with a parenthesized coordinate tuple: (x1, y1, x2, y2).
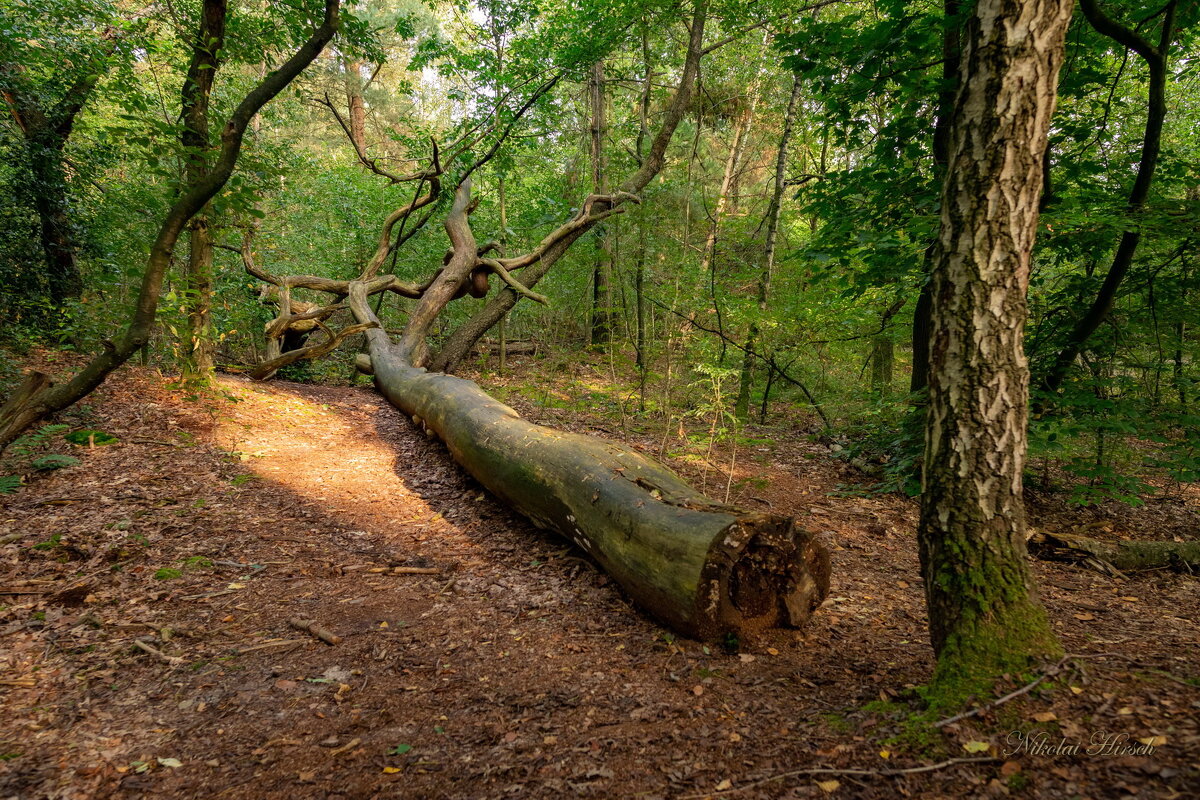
(154, 568, 183, 580)
(32, 533, 63, 551)
(2, 424, 78, 492)
(64, 429, 119, 446)
(229, 474, 255, 486)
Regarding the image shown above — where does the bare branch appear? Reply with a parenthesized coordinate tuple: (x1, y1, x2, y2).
(479, 258, 548, 305)
(249, 321, 377, 380)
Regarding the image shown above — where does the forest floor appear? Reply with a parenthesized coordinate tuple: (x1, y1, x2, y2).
(1, 352, 1198, 799)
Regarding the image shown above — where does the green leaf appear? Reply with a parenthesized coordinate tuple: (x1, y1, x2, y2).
(387, 744, 412, 756)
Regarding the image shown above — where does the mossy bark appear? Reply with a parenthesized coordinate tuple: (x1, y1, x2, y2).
(919, 0, 1073, 701)
(354, 288, 829, 639)
(1030, 531, 1200, 572)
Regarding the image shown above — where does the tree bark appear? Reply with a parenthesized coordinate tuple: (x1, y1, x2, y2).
(1039, 0, 1176, 394)
(28, 138, 84, 302)
(2, 52, 114, 304)
(700, 79, 759, 364)
(910, 0, 962, 395)
(1029, 531, 1200, 573)
(737, 75, 801, 420)
(633, 24, 652, 373)
(179, 0, 227, 379)
(919, 0, 1072, 696)
(0, 0, 342, 448)
(350, 285, 829, 639)
(588, 60, 614, 348)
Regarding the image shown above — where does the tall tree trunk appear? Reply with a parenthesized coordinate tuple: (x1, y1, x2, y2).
(3, 57, 112, 304)
(180, 0, 228, 379)
(919, 0, 1071, 700)
(0, 0, 342, 448)
(736, 75, 801, 420)
(186, 218, 215, 374)
(870, 335, 893, 394)
(700, 81, 758, 364)
(589, 61, 613, 348)
(910, 0, 961, 395)
(27, 137, 83, 303)
(633, 23, 653, 373)
(1040, 0, 1176, 394)
(343, 58, 367, 153)
(634, 222, 648, 370)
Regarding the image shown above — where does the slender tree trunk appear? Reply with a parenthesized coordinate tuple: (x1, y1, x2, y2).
(343, 58, 367, 153)
(633, 23, 653, 374)
(4, 65, 110, 305)
(27, 137, 84, 303)
(179, 0, 227, 380)
(919, 0, 1072, 700)
(588, 61, 613, 348)
(870, 336, 894, 394)
(1040, 0, 1176, 393)
(867, 298, 905, 397)
(737, 75, 801, 420)
(634, 223, 647, 370)
(700, 82, 758, 364)
(186, 218, 215, 373)
(910, 0, 961, 395)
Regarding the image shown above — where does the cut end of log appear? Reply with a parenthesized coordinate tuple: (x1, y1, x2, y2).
(693, 515, 830, 640)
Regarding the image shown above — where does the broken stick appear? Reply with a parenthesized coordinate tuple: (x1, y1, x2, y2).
(134, 639, 184, 666)
(288, 617, 342, 645)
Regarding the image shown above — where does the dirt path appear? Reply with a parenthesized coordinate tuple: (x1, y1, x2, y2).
(1, 369, 1197, 799)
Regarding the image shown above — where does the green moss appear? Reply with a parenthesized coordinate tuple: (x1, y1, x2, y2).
(819, 712, 854, 733)
(924, 601, 1061, 716)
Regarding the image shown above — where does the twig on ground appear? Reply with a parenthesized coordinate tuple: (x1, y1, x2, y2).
(0, 677, 36, 687)
(180, 588, 240, 601)
(288, 617, 342, 645)
(133, 639, 184, 666)
(935, 656, 1071, 728)
(235, 638, 306, 654)
(683, 757, 1002, 797)
(329, 737, 361, 757)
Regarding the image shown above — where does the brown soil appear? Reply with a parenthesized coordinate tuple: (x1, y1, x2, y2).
(1, 364, 1197, 799)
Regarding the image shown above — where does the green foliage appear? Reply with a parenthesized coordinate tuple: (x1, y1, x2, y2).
(32, 533, 62, 551)
(30, 453, 80, 471)
(63, 429, 119, 446)
(2, 424, 79, 493)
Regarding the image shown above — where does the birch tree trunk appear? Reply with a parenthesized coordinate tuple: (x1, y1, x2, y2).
(919, 0, 1073, 698)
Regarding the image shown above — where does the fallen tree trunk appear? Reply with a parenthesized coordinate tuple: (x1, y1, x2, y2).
(353, 289, 828, 639)
(1030, 530, 1200, 573)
